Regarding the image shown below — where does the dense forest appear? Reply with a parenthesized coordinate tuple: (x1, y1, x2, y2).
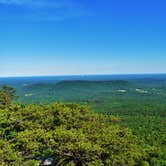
(0, 77, 166, 165)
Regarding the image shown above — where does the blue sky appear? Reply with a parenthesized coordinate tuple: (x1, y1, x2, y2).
(0, 0, 166, 76)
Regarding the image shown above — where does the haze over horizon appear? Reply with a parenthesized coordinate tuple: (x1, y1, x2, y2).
(0, 0, 166, 76)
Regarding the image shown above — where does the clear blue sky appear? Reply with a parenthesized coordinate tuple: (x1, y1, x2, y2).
(0, 0, 166, 76)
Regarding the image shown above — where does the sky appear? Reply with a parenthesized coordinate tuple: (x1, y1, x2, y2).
(0, 0, 166, 77)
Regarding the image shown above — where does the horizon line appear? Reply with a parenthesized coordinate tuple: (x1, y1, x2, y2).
(0, 73, 166, 78)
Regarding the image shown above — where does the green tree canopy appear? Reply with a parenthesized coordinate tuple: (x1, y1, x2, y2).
(1, 85, 17, 100)
(0, 103, 154, 166)
(0, 85, 18, 108)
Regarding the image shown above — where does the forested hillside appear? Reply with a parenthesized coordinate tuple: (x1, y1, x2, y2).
(0, 77, 166, 165)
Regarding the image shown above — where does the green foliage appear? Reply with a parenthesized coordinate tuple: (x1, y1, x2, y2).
(1, 85, 18, 100)
(0, 85, 17, 108)
(24, 160, 40, 166)
(0, 139, 22, 165)
(0, 91, 11, 108)
(0, 103, 152, 165)
(0, 81, 165, 165)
